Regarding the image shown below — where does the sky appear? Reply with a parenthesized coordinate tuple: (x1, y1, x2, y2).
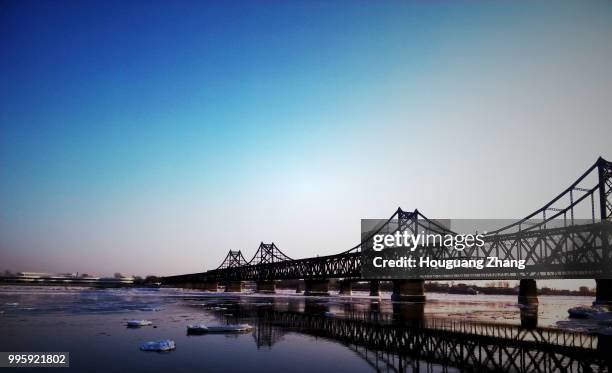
(1, 1, 611, 289)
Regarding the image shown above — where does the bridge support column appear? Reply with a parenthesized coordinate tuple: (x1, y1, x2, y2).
(594, 279, 612, 306)
(369, 280, 380, 297)
(518, 279, 538, 305)
(256, 280, 276, 294)
(183, 282, 207, 290)
(224, 281, 243, 292)
(204, 281, 218, 292)
(391, 279, 425, 302)
(304, 279, 329, 296)
(339, 280, 352, 296)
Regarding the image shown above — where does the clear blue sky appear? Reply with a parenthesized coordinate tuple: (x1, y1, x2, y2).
(1, 1, 611, 288)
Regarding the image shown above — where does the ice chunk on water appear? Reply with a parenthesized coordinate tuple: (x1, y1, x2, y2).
(187, 323, 253, 333)
(140, 339, 175, 351)
(127, 320, 152, 327)
(186, 324, 208, 333)
(560, 306, 612, 334)
(568, 306, 612, 320)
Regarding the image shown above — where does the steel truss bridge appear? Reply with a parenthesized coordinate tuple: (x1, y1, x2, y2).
(209, 302, 609, 373)
(164, 157, 612, 284)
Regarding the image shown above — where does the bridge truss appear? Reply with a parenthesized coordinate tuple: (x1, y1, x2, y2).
(164, 157, 612, 283)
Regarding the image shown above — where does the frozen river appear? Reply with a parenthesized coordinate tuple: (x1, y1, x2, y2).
(0, 286, 608, 372)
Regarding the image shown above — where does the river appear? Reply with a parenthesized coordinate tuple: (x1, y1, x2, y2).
(0, 286, 609, 372)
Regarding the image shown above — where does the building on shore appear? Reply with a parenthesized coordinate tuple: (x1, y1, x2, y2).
(0, 272, 134, 286)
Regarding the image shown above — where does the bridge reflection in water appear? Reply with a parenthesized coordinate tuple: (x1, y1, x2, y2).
(199, 298, 611, 373)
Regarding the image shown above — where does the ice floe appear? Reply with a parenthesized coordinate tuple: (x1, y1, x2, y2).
(127, 320, 153, 327)
(140, 339, 175, 351)
(187, 323, 253, 334)
(557, 306, 612, 334)
(568, 306, 612, 320)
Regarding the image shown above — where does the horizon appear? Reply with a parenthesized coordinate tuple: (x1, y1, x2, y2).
(1, 0, 612, 291)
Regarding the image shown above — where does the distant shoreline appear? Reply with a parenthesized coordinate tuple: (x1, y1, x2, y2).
(0, 278, 140, 288)
(0, 278, 595, 297)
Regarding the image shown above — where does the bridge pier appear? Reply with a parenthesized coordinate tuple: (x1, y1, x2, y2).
(224, 281, 244, 292)
(339, 280, 352, 296)
(391, 279, 425, 302)
(304, 279, 329, 296)
(204, 281, 219, 292)
(181, 282, 210, 290)
(369, 280, 380, 297)
(256, 280, 276, 294)
(518, 279, 538, 305)
(594, 279, 612, 306)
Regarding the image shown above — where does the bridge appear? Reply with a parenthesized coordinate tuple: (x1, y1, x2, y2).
(164, 157, 612, 305)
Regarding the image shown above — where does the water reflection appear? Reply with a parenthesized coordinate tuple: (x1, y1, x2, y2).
(196, 297, 610, 373)
(392, 302, 425, 323)
(520, 304, 538, 329)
